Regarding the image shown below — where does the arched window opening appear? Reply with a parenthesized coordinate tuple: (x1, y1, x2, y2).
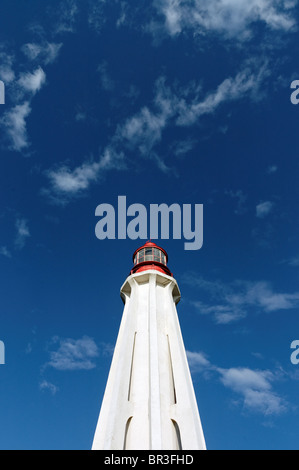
(171, 420, 182, 450)
(123, 417, 133, 450)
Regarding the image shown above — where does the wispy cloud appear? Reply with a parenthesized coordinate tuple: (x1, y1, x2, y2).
(186, 350, 212, 373)
(0, 102, 32, 151)
(46, 336, 99, 371)
(18, 67, 46, 95)
(39, 380, 59, 395)
(176, 60, 270, 126)
(256, 201, 274, 218)
(0, 64, 44, 151)
(184, 274, 299, 324)
(0, 246, 12, 258)
(0, 216, 31, 256)
(42, 59, 272, 201)
(0, 37, 61, 152)
(154, 0, 297, 39)
(15, 218, 31, 249)
(187, 351, 288, 416)
(21, 42, 62, 65)
(88, 0, 108, 33)
(53, 0, 79, 35)
(267, 165, 278, 174)
(0, 50, 15, 83)
(47, 161, 102, 195)
(43, 148, 125, 204)
(116, 62, 269, 163)
(285, 256, 299, 267)
(117, 77, 176, 159)
(217, 366, 287, 416)
(225, 189, 248, 215)
(97, 61, 115, 91)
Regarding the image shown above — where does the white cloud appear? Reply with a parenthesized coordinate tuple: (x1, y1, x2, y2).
(176, 61, 270, 126)
(46, 336, 99, 371)
(184, 274, 299, 324)
(171, 138, 197, 157)
(21, 43, 44, 61)
(286, 256, 299, 267)
(39, 380, 59, 395)
(1, 102, 32, 151)
(219, 367, 273, 392)
(245, 281, 299, 312)
(225, 189, 248, 215)
(0, 246, 12, 258)
(120, 106, 167, 155)
(187, 350, 288, 416)
(256, 201, 274, 218)
(160, 0, 182, 36)
(54, 0, 79, 34)
(75, 110, 87, 122)
(88, 0, 107, 32)
(267, 165, 278, 174)
(97, 61, 115, 91)
(116, 63, 268, 163)
(18, 67, 46, 95)
(218, 367, 287, 415)
(155, 0, 297, 39)
(21, 42, 62, 65)
(118, 77, 177, 156)
(15, 218, 30, 249)
(47, 161, 101, 195)
(186, 351, 212, 372)
(0, 41, 59, 153)
(0, 51, 15, 83)
(44, 148, 125, 204)
(43, 63, 270, 195)
(0, 62, 47, 152)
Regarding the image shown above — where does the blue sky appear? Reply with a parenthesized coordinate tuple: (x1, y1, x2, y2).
(0, 0, 299, 450)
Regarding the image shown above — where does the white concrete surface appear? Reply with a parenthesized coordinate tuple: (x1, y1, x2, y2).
(92, 270, 206, 450)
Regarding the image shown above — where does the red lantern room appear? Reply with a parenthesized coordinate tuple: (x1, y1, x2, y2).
(131, 241, 173, 277)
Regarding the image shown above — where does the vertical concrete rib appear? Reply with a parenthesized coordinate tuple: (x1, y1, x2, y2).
(148, 274, 162, 449)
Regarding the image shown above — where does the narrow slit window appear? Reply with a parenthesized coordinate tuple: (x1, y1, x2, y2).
(167, 335, 177, 405)
(128, 333, 137, 401)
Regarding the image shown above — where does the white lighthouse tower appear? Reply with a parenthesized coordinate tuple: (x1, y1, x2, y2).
(92, 241, 206, 450)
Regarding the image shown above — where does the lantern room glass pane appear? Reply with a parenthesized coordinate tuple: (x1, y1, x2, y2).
(138, 249, 145, 263)
(153, 248, 160, 262)
(145, 247, 152, 261)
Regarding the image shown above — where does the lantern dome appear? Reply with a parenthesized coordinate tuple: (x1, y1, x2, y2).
(130, 241, 172, 276)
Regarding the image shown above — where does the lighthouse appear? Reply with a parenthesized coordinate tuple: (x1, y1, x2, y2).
(92, 241, 206, 450)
